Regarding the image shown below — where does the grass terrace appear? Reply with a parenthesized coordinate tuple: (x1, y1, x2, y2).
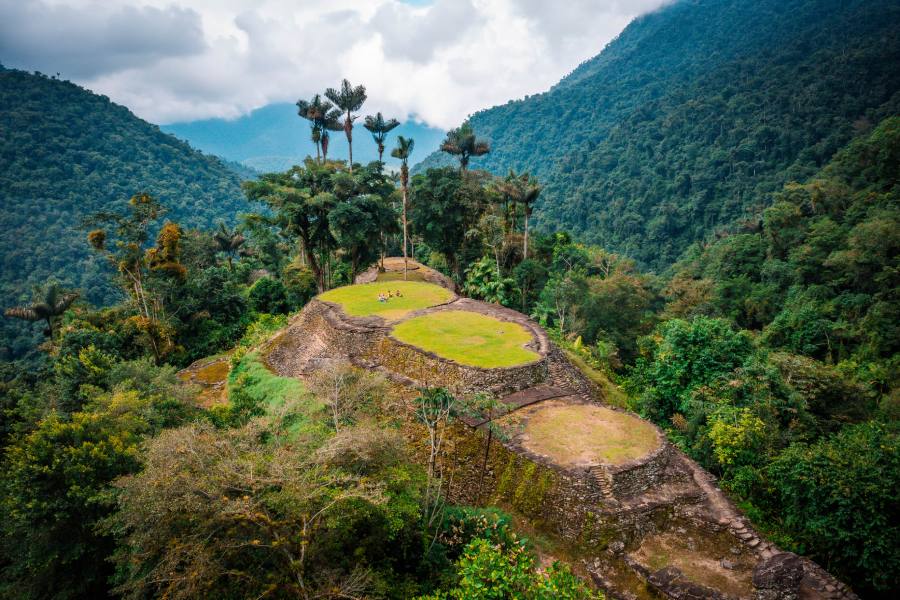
(318, 281, 453, 320)
(502, 401, 660, 467)
(391, 310, 539, 368)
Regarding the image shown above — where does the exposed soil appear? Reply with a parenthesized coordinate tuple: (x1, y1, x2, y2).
(630, 529, 756, 599)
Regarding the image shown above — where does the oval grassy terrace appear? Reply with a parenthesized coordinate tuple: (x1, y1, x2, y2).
(317, 281, 454, 320)
(391, 309, 539, 368)
(501, 400, 660, 467)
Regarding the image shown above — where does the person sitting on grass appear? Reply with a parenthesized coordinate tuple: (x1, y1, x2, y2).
(395, 289, 403, 297)
(378, 293, 387, 303)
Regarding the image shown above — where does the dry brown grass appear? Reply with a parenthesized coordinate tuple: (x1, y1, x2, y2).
(502, 400, 659, 467)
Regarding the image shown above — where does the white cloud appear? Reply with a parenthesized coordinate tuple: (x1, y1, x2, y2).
(0, 0, 670, 128)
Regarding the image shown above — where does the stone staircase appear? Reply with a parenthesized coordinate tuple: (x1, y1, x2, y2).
(588, 465, 619, 506)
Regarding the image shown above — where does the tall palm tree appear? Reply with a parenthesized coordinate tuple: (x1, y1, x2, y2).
(320, 108, 343, 162)
(297, 94, 335, 163)
(4, 283, 78, 338)
(325, 79, 367, 172)
(440, 121, 489, 172)
(496, 171, 542, 259)
(391, 136, 415, 279)
(213, 223, 245, 271)
(363, 112, 400, 162)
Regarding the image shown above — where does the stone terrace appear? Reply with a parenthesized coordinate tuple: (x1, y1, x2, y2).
(262, 259, 857, 600)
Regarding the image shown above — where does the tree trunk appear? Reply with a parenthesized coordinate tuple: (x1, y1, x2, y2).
(345, 114, 353, 172)
(523, 208, 529, 260)
(402, 165, 409, 280)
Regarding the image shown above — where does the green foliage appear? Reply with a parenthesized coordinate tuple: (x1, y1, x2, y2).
(678, 116, 900, 374)
(630, 317, 755, 422)
(463, 256, 518, 306)
(0, 358, 197, 600)
(243, 159, 395, 291)
(767, 422, 900, 592)
(248, 276, 289, 314)
(409, 167, 490, 278)
(415, 0, 900, 270)
(0, 69, 251, 361)
(423, 537, 600, 600)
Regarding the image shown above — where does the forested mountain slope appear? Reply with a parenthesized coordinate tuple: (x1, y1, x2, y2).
(0, 68, 252, 360)
(415, 0, 900, 269)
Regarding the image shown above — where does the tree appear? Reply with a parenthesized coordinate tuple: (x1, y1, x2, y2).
(107, 421, 388, 600)
(296, 94, 331, 163)
(212, 223, 245, 271)
(363, 112, 400, 162)
(495, 171, 541, 259)
(391, 136, 415, 278)
(308, 362, 385, 431)
(768, 422, 899, 594)
(4, 282, 78, 339)
(325, 79, 367, 172)
(429, 537, 601, 600)
(630, 317, 755, 422)
(409, 167, 488, 280)
(86, 194, 186, 362)
(244, 161, 395, 292)
(440, 122, 490, 172)
(328, 194, 393, 281)
(416, 388, 456, 541)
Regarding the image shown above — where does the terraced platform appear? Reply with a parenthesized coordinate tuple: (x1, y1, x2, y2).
(255, 259, 856, 600)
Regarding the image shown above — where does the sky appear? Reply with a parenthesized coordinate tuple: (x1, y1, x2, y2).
(0, 0, 670, 128)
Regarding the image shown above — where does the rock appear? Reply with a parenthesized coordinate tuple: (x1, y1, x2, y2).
(730, 547, 742, 555)
(753, 552, 803, 600)
(721, 559, 736, 570)
(648, 566, 728, 600)
(608, 540, 625, 555)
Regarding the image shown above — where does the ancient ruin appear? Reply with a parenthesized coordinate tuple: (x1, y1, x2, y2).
(256, 260, 856, 600)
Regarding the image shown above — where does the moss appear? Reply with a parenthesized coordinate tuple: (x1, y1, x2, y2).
(577, 512, 616, 552)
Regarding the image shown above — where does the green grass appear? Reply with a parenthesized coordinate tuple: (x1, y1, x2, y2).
(391, 310, 539, 368)
(318, 281, 453, 320)
(227, 352, 326, 439)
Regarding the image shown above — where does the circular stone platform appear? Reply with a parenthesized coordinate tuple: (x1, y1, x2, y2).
(499, 399, 661, 468)
(390, 309, 540, 368)
(317, 280, 454, 321)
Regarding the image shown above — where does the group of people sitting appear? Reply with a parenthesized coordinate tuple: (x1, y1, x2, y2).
(377, 289, 404, 303)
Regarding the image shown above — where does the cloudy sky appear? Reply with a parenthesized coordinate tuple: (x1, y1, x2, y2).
(0, 0, 669, 128)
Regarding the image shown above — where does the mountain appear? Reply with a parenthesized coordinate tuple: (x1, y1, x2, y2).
(0, 68, 253, 360)
(415, 0, 900, 270)
(161, 102, 445, 173)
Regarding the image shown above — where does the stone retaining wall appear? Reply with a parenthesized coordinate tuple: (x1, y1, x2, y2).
(606, 435, 673, 499)
(371, 335, 548, 397)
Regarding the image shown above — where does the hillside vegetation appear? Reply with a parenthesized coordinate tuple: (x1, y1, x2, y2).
(415, 0, 900, 269)
(0, 68, 253, 360)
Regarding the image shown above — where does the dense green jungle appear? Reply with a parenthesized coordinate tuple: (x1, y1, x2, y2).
(0, 0, 897, 598)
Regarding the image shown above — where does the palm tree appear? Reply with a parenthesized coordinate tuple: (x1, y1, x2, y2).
(440, 121, 489, 172)
(213, 223, 245, 271)
(297, 94, 335, 163)
(320, 108, 343, 162)
(363, 112, 400, 162)
(325, 79, 367, 172)
(391, 136, 415, 279)
(496, 171, 542, 259)
(4, 283, 78, 338)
